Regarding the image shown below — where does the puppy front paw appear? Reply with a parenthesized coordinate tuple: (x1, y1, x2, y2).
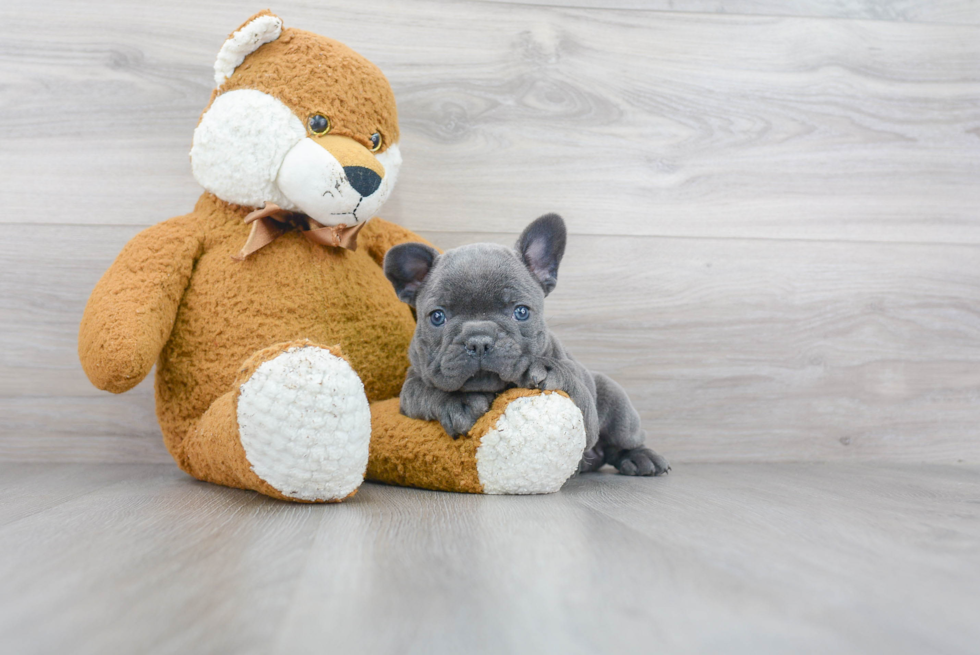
(523, 361, 549, 389)
(439, 392, 494, 438)
(612, 447, 670, 476)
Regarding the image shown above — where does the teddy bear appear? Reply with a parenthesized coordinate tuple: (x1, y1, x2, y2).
(78, 10, 587, 502)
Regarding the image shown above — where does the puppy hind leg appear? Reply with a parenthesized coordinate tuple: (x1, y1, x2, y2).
(609, 437, 671, 477)
(593, 373, 670, 476)
(577, 441, 605, 474)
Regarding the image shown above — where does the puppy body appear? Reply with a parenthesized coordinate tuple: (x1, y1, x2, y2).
(386, 215, 669, 476)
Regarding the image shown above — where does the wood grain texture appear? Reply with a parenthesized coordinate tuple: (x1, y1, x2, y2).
(0, 0, 978, 243)
(0, 462, 977, 654)
(0, 463, 151, 527)
(3, 225, 978, 463)
(439, 231, 980, 463)
(3, 3, 977, 650)
(1, 0, 978, 465)
(0, 224, 170, 462)
(0, 464, 324, 655)
(477, 0, 980, 25)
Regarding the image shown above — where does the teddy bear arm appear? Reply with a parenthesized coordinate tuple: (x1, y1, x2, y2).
(78, 216, 203, 394)
(358, 217, 438, 268)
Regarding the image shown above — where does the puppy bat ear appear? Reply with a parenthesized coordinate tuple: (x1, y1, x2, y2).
(384, 243, 439, 306)
(213, 11, 283, 87)
(516, 213, 566, 296)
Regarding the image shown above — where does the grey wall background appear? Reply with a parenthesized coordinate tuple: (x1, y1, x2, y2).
(1, 0, 978, 464)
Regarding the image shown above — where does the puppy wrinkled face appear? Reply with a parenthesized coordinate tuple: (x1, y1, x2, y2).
(385, 213, 567, 394)
(410, 244, 551, 393)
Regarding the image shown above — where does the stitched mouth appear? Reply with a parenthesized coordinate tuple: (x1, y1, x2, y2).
(330, 197, 363, 222)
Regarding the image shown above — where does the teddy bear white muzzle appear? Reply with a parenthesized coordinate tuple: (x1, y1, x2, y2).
(190, 88, 402, 226)
(276, 137, 401, 225)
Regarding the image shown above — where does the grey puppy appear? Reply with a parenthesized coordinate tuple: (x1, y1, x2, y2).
(383, 214, 669, 476)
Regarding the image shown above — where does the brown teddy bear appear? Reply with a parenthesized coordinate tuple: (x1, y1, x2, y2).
(78, 11, 586, 502)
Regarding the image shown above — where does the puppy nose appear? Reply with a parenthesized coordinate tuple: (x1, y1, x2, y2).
(465, 335, 494, 357)
(344, 166, 382, 197)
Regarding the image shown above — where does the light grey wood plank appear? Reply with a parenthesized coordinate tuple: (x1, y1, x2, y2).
(0, 394, 169, 463)
(477, 0, 980, 25)
(566, 462, 980, 654)
(0, 224, 143, 397)
(0, 463, 154, 526)
(3, 225, 979, 463)
(0, 465, 324, 655)
(0, 0, 978, 244)
(2, 463, 976, 654)
(274, 480, 813, 655)
(438, 231, 980, 463)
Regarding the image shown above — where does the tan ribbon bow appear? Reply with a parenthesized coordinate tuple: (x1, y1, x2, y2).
(232, 203, 367, 261)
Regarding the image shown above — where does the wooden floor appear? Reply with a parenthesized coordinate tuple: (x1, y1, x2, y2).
(1, 462, 977, 654)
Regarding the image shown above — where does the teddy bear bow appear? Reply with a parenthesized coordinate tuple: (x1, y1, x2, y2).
(233, 203, 367, 261)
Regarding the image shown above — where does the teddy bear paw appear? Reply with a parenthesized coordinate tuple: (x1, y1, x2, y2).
(236, 346, 371, 501)
(475, 392, 586, 494)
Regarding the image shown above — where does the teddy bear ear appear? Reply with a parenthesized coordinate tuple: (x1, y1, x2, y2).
(212, 11, 283, 87)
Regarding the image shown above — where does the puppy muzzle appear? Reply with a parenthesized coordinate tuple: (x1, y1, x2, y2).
(429, 327, 529, 392)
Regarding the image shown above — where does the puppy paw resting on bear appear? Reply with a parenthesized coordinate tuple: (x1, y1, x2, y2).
(384, 214, 670, 476)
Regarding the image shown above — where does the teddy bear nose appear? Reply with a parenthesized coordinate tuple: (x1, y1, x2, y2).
(465, 335, 495, 358)
(344, 166, 382, 197)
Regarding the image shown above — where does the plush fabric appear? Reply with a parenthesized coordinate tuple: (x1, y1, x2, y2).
(190, 88, 306, 209)
(213, 11, 283, 86)
(211, 12, 400, 153)
(368, 389, 584, 494)
(78, 11, 585, 501)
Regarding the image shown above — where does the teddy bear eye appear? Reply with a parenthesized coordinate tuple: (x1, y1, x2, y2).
(309, 114, 331, 135)
(430, 309, 446, 326)
(369, 132, 383, 152)
(514, 305, 530, 321)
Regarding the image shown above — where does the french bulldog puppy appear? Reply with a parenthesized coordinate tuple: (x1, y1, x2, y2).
(383, 214, 669, 476)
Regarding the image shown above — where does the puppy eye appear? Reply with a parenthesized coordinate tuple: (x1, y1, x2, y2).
(429, 309, 446, 326)
(308, 114, 331, 135)
(513, 305, 530, 321)
(369, 132, 383, 152)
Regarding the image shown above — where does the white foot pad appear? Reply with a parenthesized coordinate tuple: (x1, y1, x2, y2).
(237, 347, 371, 501)
(476, 393, 586, 495)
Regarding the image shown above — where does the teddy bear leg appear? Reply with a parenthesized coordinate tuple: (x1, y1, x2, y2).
(367, 389, 587, 494)
(177, 341, 371, 502)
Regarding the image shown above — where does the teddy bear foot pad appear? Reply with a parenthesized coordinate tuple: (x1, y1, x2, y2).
(475, 393, 586, 494)
(237, 346, 371, 502)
